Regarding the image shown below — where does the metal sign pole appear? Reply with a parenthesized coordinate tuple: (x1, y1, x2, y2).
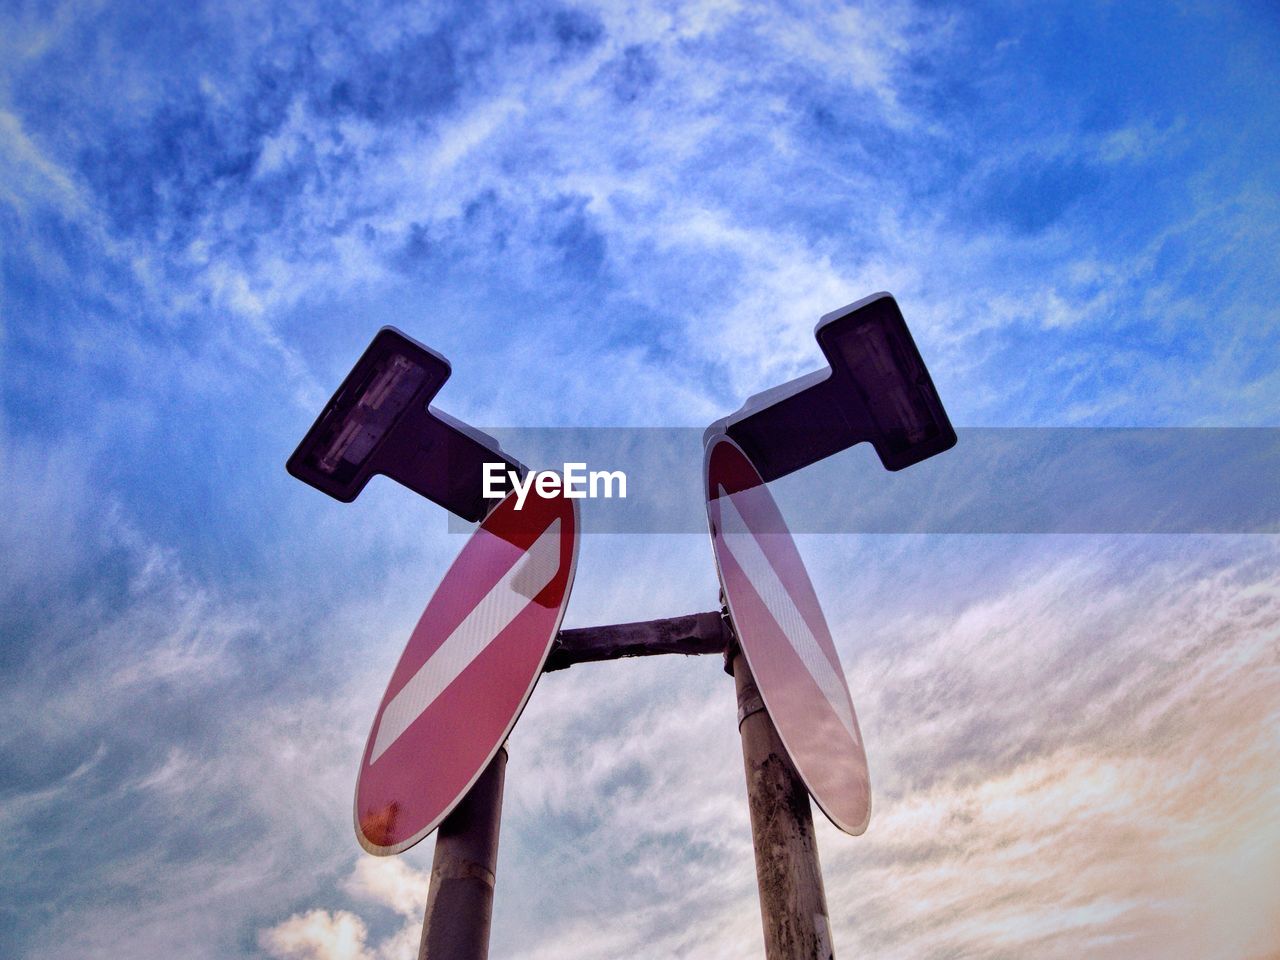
(549, 617, 837, 956)
(418, 746, 508, 960)
(731, 650, 836, 960)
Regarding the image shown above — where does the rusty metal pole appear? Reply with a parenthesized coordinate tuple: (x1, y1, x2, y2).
(732, 651, 836, 960)
(418, 746, 507, 960)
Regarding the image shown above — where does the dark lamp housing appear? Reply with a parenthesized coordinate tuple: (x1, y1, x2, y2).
(707, 293, 956, 481)
(287, 327, 524, 522)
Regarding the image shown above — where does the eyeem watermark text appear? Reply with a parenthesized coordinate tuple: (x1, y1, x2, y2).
(484, 462, 627, 510)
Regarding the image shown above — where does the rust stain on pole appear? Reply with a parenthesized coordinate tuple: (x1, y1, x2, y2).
(418, 746, 507, 960)
(733, 652, 835, 960)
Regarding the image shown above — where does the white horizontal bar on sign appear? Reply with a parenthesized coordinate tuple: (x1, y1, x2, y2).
(718, 487, 859, 746)
(369, 518, 562, 764)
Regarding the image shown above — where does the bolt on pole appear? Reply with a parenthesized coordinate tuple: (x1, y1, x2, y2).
(732, 651, 836, 960)
(418, 746, 508, 960)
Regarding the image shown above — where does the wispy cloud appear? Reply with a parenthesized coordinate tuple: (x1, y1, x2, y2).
(253, 537, 1279, 960)
(3, 0, 1279, 957)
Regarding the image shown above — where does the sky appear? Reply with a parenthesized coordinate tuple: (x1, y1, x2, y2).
(1, 0, 1279, 958)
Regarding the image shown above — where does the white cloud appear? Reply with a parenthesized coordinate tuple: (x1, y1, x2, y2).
(260, 909, 373, 960)
(344, 857, 431, 920)
(261, 859, 432, 960)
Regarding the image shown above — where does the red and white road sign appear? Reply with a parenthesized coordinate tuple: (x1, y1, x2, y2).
(705, 435, 870, 835)
(355, 485, 579, 855)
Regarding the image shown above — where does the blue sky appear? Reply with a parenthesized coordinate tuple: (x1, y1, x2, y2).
(2, 1, 1279, 958)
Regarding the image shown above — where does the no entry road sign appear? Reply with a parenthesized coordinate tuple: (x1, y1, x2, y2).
(706, 435, 871, 835)
(355, 486, 579, 855)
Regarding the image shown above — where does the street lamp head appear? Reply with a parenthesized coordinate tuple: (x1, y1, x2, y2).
(288, 328, 448, 502)
(815, 293, 955, 471)
(286, 327, 525, 522)
(705, 293, 956, 481)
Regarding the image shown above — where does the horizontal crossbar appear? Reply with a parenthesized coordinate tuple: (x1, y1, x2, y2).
(544, 611, 731, 672)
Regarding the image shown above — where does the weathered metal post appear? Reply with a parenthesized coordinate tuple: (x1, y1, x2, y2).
(732, 650, 835, 960)
(418, 746, 507, 960)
